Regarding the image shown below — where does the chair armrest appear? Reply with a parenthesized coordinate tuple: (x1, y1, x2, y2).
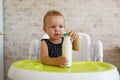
(92, 40, 103, 62)
(29, 39, 39, 59)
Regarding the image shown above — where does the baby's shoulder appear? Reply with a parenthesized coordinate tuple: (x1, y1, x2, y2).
(41, 39, 49, 44)
(41, 39, 49, 41)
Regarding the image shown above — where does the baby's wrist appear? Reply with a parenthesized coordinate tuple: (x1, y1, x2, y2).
(53, 58, 59, 66)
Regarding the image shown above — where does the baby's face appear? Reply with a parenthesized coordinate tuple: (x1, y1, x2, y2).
(44, 16, 65, 40)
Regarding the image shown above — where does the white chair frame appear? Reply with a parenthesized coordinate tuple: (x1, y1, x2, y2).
(29, 32, 103, 62)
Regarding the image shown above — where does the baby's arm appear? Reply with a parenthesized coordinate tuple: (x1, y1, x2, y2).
(40, 40, 67, 67)
(68, 30, 80, 51)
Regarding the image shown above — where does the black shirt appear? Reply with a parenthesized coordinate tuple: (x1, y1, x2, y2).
(41, 38, 64, 57)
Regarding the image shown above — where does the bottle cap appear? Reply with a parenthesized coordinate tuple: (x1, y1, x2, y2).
(63, 33, 69, 37)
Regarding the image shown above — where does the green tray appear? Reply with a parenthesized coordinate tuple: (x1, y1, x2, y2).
(12, 60, 116, 73)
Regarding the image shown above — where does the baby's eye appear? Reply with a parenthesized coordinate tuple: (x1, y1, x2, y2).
(59, 26, 63, 28)
(51, 26, 55, 28)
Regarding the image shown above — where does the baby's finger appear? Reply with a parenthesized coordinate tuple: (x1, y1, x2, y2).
(69, 31, 77, 40)
(60, 64, 66, 68)
(67, 31, 73, 36)
(73, 33, 78, 40)
(59, 61, 65, 67)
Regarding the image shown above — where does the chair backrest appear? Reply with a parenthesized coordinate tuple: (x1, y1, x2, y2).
(29, 32, 103, 62)
(72, 32, 91, 61)
(28, 32, 91, 60)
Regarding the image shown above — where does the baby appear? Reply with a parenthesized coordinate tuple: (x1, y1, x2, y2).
(40, 10, 80, 67)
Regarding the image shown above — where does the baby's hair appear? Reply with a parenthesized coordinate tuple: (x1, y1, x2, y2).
(43, 10, 64, 26)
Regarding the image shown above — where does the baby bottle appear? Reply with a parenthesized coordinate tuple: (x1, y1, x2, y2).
(62, 33, 72, 67)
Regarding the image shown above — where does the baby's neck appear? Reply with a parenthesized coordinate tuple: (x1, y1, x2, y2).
(49, 38, 62, 44)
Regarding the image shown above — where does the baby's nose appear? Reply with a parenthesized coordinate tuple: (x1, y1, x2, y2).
(55, 27, 60, 31)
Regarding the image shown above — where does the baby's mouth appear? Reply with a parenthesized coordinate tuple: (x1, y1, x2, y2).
(54, 32, 60, 36)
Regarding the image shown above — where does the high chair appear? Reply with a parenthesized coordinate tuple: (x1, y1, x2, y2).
(29, 32, 103, 62)
(8, 32, 120, 80)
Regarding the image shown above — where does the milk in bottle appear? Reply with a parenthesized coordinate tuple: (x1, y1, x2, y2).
(62, 33, 72, 67)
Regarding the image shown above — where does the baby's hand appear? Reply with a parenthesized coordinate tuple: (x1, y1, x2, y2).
(56, 56, 68, 68)
(67, 30, 78, 42)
